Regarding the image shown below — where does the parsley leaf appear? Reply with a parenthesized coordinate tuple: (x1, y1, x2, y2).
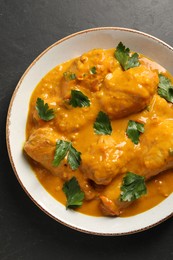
(120, 172, 147, 202)
(115, 42, 140, 70)
(124, 53, 140, 70)
(115, 42, 130, 69)
(90, 66, 97, 74)
(94, 111, 112, 135)
(126, 120, 144, 145)
(63, 177, 85, 208)
(36, 98, 55, 121)
(63, 71, 76, 81)
(158, 74, 173, 103)
(53, 140, 81, 170)
(52, 140, 71, 167)
(67, 143, 81, 170)
(69, 90, 90, 107)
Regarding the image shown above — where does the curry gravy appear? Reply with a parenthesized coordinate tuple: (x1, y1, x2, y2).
(25, 48, 173, 217)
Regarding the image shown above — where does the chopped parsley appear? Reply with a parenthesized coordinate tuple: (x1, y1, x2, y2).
(94, 111, 112, 135)
(63, 71, 76, 81)
(126, 120, 144, 145)
(158, 74, 173, 103)
(90, 66, 97, 74)
(115, 42, 140, 70)
(120, 172, 147, 202)
(63, 177, 84, 208)
(36, 98, 55, 121)
(53, 140, 81, 170)
(69, 90, 90, 107)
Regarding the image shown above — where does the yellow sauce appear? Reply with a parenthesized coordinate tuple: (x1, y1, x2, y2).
(25, 48, 173, 217)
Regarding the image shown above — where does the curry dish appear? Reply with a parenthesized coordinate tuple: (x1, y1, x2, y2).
(24, 43, 173, 217)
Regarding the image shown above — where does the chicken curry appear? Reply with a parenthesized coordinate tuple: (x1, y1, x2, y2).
(24, 42, 173, 217)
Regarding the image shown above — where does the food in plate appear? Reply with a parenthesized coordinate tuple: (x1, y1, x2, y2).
(24, 42, 173, 217)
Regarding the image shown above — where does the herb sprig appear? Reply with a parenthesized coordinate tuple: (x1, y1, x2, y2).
(36, 98, 55, 121)
(53, 140, 81, 170)
(158, 74, 173, 103)
(120, 172, 147, 202)
(94, 111, 112, 135)
(63, 177, 84, 208)
(126, 120, 144, 145)
(69, 90, 90, 107)
(115, 42, 140, 70)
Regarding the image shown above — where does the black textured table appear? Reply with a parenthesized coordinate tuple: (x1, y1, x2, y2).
(1, 1, 173, 259)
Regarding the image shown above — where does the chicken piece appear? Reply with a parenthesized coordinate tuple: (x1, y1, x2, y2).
(80, 95, 173, 186)
(31, 92, 95, 136)
(24, 127, 67, 177)
(146, 94, 173, 121)
(54, 105, 95, 136)
(80, 136, 134, 185)
(99, 119, 173, 216)
(139, 57, 166, 74)
(24, 127, 96, 200)
(60, 49, 118, 99)
(100, 174, 131, 216)
(97, 65, 159, 119)
(128, 119, 173, 179)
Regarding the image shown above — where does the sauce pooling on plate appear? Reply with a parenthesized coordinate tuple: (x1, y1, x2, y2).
(24, 43, 173, 217)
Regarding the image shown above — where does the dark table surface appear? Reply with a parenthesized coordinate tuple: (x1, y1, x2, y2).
(1, 0, 173, 259)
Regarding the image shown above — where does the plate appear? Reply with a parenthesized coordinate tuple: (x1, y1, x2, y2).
(6, 27, 173, 235)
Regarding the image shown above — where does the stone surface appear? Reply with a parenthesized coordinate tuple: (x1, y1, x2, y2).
(1, 0, 173, 259)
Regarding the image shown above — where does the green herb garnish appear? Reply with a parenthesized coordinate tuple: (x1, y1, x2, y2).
(69, 90, 90, 107)
(126, 120, 144, 145)
(53, 140, 81, 170)
(120, 172, 147, 202)
(115, 42, 140, 70)
(52, 140, 70, 167)
(94, 111, 112, 135)
(63, 71, 76, 81)
(63, 177, 84, 208)
(158, 74, 173, 103)
(36, 98, 55, 121)
(90, 66, 97, 74)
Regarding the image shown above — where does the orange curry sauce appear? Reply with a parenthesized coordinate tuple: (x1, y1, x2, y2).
(25, 48, 173, 217)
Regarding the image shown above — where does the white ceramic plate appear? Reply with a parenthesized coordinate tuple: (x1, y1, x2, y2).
(6, 27, 173, 236)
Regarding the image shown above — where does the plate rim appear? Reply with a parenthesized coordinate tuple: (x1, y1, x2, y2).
(6, 26, 173, 236)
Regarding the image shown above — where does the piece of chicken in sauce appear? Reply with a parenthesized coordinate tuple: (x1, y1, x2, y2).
(97, 65, 159, 119)
(24, 128, 66, 176)
(24, 44, 173, 217)
(80, 135, 134, 185)
(24, 127, 96, 200)
(99, 99, 173, 216)
(32, 95, 96, 136)
(60, 48, 118, 99)
(60, 48, 159, 119)
(81, 94, 173, 183)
